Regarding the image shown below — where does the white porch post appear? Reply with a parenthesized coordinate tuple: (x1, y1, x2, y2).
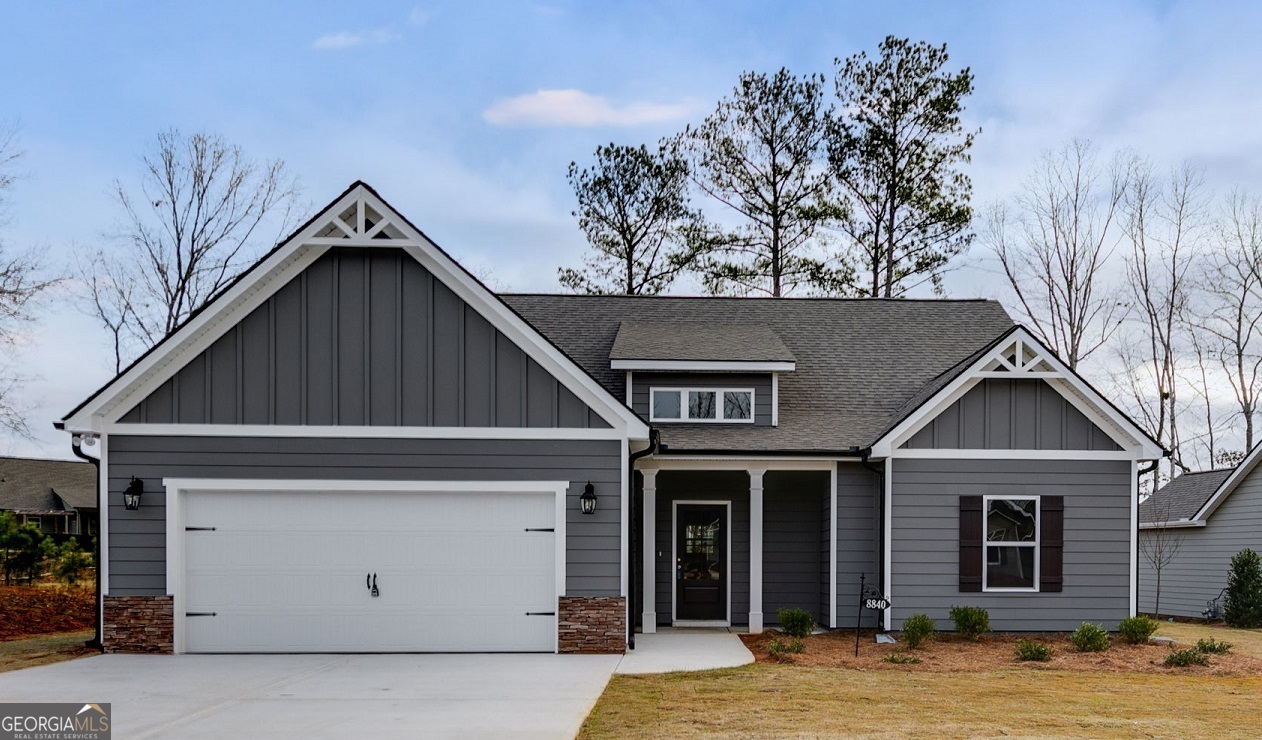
(641, 469, 657, 633)
(749, 468, 765, 634)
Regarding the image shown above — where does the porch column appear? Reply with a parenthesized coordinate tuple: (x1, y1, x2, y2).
(641, 469, 657, 634)
(749, 468, 765, 634)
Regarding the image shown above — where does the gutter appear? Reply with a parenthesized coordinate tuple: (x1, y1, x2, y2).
(626, 429, 659, 651)
(68, 432, 103, 651)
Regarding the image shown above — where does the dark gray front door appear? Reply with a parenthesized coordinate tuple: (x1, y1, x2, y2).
(676, 504, 727, 621)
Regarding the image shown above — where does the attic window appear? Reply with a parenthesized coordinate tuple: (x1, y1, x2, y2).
(650, 388, 754, 423)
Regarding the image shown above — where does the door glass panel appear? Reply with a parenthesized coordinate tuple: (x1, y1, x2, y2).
(682, 516, 721, 581)
(688, 391, 717, 419)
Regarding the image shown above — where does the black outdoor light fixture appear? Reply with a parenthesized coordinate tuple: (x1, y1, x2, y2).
(579, 481, 597, 515)
(123, 477, 145, 510)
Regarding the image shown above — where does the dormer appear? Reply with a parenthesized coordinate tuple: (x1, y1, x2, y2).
(610, 322, 795, 427)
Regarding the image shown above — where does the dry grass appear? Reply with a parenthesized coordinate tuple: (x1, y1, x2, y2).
(581, 624, 1262, 738)
(0, 631, 95, 673)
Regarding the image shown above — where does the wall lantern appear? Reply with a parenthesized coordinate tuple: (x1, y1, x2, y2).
(123, 477, 145, 510)
(579, 482, 597, 515)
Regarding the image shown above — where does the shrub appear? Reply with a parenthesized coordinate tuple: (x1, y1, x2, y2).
(767, 637, 805, 658)
(777, 608, 815, 639)
(1070, 623, 1111, 652)
(1117, 616, 1160, 645)
(1164, 648, 1210, 667)
(883, 651, 921, 664)
(1195, 637, 1233, 655)
(900, 614, 936, 650)
(948, 606, 990, 640)
(1014, 638, 1053, 662)
(1224, 548, 1262, 628)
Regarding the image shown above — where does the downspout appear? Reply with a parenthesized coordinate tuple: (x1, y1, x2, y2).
(626, 429, 659, 651)
(69, 432, 103, 651)
(1135, 455, 1165, 617)
(858, 447, 886, 622)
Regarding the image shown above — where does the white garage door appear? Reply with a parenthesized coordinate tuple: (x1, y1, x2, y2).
(181, 488, 558, 653)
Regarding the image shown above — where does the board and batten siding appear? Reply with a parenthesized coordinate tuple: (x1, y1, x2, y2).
(105, 436, 622, 598)
(890, 458, 1132, 631)
(836, 462, 880, 628)
(1139, 470, 1262, 618)
(762, 471, 825, 624)
(903, 379, 1120, 451)
(119, 247, 607, 429)
(631, 373, 773, 426)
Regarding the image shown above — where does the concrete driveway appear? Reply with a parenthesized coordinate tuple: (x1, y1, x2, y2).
(0, 653, 620, 739)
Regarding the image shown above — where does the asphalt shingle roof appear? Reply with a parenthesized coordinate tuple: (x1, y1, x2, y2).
(0, 457, 96, 513)
(610, 322, 795, 363)
(1140, 468, 1234, 524)
(502, 294, 1015, 452)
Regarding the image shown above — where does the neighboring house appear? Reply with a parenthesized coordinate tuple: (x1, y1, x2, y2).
(1139, 452, 1262, 618)
(0, 456, 97, 538)
(56, 183, 1163, 655)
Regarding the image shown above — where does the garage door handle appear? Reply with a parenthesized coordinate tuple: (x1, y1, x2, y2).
(525, 528, 554, 532)
(186, 612, 217, 617)
(525, 612, 556, 616)
(371, 573, 380, 598)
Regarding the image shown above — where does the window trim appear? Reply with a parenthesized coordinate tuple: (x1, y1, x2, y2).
(981, 495, 1040, 593)
(649, 387, 756, 424)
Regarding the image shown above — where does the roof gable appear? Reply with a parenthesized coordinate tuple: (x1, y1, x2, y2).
(1140, 468, 1234, 525)
(1188, 439, 1262, 522)
(60, 183, 647, 437)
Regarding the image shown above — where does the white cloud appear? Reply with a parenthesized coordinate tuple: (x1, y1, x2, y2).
(312, 27, 401, 51)
(482, 89, 697, 128)
(408, 7, 430, 26)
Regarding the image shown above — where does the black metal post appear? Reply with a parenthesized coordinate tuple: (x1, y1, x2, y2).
(855, 573, 864, 657)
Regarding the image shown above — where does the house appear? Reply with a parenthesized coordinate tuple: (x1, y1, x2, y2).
(0, 456, 97, 538)
(56, 182, 1162, 655)
(1139, 450, 1262, 618)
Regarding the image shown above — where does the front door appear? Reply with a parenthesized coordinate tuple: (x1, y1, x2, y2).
(675, 504, 727, 621)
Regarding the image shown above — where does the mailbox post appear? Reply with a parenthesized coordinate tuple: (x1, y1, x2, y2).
(854, 574, 891, 657)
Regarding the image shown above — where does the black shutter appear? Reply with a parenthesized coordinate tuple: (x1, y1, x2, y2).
(1040, 496, 1064, 593)
(959, 496, 983, 592)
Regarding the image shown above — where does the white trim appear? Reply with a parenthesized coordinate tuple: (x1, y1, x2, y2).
(1138, 519, 1206, 530)
(829, 464, 837, 629)
(62, 183, 649, 439)
(640, 457, 835, 471)
(749, 468, 764, 634)
(770, 373, 779, 427)
(625, 371, 633, 407)
(641, 469, 658, 634)
(1130, 464, 1138, 617)
(620, 443, 629, 599)
(610, 359, 795, 372)
(649, 387, 756, 424)
(671, 500, 733, 627)
(162, 477, 570, 654)
(981, 495, 1040, 593)
(870, 327, 1162, 459)
(98, 435, 108, 601)
(105, 423, 628, 441)
(891, 448, 1137, 461)
(1192, 440, 1262, 521)
(883, 457, 892, 632)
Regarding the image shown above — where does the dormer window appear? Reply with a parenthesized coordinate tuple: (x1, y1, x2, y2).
(651, 388, 754, 423)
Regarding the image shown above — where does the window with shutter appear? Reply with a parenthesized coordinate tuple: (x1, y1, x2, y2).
(961, 495, 1061, 593)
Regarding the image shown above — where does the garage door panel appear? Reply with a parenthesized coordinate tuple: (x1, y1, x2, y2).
(182, 488, 558, 653)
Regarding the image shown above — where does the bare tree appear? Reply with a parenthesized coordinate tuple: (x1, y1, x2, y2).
(985, 140, 1131, 369)
(1114, 161, 1207, 473)
(81, 130, 300, 371)
(677, 68, 847, 297)
(0, 125, 57, 436)
(1194, 190, 1262, 450)
(1140, 495, 1185, 619)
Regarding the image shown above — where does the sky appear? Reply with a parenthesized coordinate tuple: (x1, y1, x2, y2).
(3, 0, 1262, 460)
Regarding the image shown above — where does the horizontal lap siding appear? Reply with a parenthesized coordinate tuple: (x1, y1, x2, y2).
(836, 463, 879, 628)
(891, 458, 1131, 631)
(106, 436, 622, 598)
(1139, 471, 1262, 617)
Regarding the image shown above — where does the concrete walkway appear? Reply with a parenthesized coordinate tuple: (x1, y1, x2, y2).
(616, 628, 755, 674)
(0, 653, 620, 739)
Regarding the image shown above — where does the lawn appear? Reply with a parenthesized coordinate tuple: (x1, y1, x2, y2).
(581, 623, 1262, 739)
(0, 631, 95, 673)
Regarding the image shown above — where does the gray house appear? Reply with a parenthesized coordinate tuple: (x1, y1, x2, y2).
(57, 183, 1163, 655)
(0, 456, 97, 537)
(1139, 450, 1262, 618)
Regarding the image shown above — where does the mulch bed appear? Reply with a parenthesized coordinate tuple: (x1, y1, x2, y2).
(741, 629, 1262, 677)
(0, 586, 95, 641)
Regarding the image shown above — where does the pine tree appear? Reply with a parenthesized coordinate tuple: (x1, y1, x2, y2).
(1224, 548, 1262, 628)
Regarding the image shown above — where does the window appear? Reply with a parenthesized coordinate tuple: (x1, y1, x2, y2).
(25, 516, 41, 531)
(983, 497, 1039, 591)
(650, 388, 755, 423)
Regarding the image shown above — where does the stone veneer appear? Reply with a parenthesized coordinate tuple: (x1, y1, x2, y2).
(103, 595, 173, 654)
(558, 596, 626, 654)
